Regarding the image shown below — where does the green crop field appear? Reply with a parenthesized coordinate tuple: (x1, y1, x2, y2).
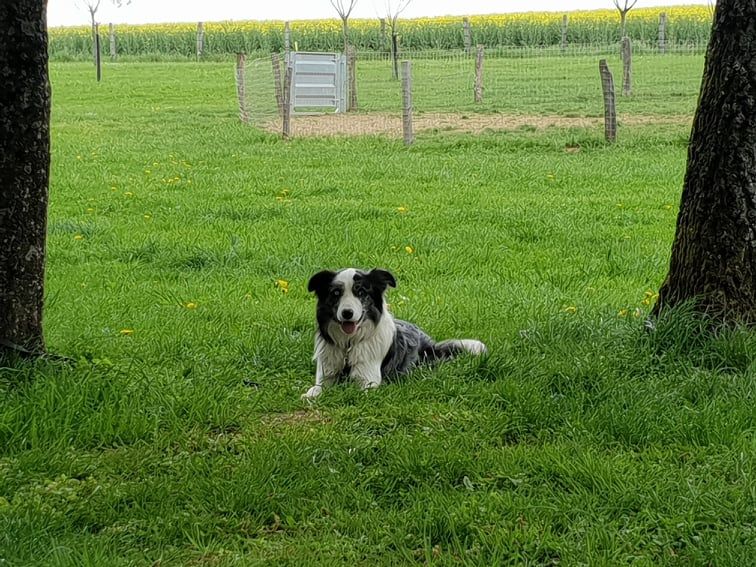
(0, 59, 754, 566)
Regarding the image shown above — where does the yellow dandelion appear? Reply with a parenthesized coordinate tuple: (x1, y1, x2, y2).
(74, 234, 84, 241)
(563, 306, 577, 314)
(183, 302, 198, 309)
(618, 308, 629, 317)
(143, 213, 152, 220)
(633, 308, 643, 318)
(119, 329, 134, 336)
(405, 245, 414, 254)
(641, 290, 659, 306)
(86, 208, 95, 214)
(547, 173, 556, 180)
(275, 279, 290, 293)
(397, 206, 408, 213)
(124, 191, 134, 197)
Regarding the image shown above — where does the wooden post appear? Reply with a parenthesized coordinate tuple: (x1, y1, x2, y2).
(462, 17, 472, 54)
(196, 22, 204, 59)
(561, 15, 568, 52)
(599, 59, 617, 143)
(621, 36, 632, 96)
(95, 24, 101, 82)
(282, 64, 292, 140)
(380, 18, 387, 50)
(108, 23, 116, 60)
(347, 45, 357, 111)
(658, 12, 667, 54)
(271, 52, 284, 115)
(235, 53, 249, 123)
(284, 21, 291, 63)
(401, 60, 413, 146)
(474, 45, 484, 104)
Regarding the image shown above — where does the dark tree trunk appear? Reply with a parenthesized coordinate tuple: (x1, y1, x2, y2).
(653, 0, 756, 324)
(0, 0, 51, 355)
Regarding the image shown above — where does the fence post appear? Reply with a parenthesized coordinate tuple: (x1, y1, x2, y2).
(474, 45, 484, 104)
(95, 24, 101, 82)
(108, 23, 116, 60)
(561, 15, 568, 52)
(380, 18, 388, 50)
(401, 60, 414, 146)
(347, 45, 357, 111)
(621, 36, 632, 96)
(235, 53, 249, 123)
(282, 64, 293, 140)
(462, 17, 472, 54)
(271, 53, 284, 115)
(658, 12, 667, 54)
(196, 22, 204, 59)
(599, 59, 617, 143)
(284, 21, 291, 63)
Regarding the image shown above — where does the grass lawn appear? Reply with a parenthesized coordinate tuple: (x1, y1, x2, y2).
(0, 60, 754, 565)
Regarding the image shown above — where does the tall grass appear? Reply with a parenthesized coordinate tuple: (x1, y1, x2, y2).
(49, 6, 713, 60)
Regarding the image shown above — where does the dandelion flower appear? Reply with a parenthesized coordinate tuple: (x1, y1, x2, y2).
(119, 329, 134, 336)
(618, 308, 629, 317)
(397, 206, 408, 213)
(124, 191, 134, 198)
(405, 245, 414, 254)
(74, 234, 84, 241)
(563, 305, 577, 314)
(275, 279, 290, 293)
(184, 302, 198, 309)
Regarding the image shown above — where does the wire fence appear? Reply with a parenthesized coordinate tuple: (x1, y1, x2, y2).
(239, 44, 707, 140)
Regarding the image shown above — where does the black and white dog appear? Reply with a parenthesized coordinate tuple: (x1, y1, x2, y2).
(303, 268, 487, 399)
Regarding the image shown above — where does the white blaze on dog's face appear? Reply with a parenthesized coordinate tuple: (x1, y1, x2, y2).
(332, 269, 362, 335)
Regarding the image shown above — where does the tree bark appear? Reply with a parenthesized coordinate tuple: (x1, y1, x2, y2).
(653, 0, 756, 324)
(0, 0, 51, 355)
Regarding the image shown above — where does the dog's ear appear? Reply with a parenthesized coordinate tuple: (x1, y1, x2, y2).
(307, 270, 336, 294)
(368, 269, 397, 291)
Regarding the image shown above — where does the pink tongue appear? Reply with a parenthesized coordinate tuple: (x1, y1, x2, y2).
(341, 321, 357, 335)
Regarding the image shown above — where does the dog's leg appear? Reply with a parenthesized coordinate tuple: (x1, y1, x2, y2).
(302, 358, 339, 400)
(349, 362, 382, 391)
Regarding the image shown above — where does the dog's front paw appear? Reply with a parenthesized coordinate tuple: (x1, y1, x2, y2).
(301, 385, 323, 400)
(360, 380, 381, 391)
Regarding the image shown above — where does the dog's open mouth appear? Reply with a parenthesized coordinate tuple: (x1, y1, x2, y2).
(340, 321, 358, 335)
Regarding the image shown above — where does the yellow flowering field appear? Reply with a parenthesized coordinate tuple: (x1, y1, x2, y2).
(49, 5, 712, 59)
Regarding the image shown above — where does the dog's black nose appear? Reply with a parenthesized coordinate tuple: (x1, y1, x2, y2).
(341, 309, 354, 320)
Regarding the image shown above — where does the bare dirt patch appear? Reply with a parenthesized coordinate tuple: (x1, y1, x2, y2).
(260, 409, 330, 428)
(264, 112, 691, 138)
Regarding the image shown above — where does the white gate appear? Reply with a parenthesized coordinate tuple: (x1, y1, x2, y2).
(289, 52, 347, 114)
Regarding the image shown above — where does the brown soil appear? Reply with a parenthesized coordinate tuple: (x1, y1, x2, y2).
(265, 112, 691, 138)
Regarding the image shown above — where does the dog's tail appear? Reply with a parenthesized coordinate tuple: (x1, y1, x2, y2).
(422, 339, 488, 362)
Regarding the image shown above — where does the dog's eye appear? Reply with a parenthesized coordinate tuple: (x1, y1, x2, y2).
(330, 288, 341, 297)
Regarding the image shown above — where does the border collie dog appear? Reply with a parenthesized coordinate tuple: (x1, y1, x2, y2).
(303, 268, 487, 399)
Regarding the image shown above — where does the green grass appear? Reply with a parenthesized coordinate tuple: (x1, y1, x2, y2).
(0, 61, 754, 565)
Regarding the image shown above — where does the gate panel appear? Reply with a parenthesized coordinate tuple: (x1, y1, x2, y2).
(290, 52, 346, 114)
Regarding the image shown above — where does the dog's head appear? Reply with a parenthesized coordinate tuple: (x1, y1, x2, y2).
(308, 268, 396, 340)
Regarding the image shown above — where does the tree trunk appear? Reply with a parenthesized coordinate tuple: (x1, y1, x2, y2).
(0, 0, 51, 356)
(652, 0, 756, 324)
